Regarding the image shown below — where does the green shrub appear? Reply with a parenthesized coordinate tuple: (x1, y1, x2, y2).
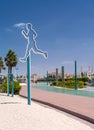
(51, 80, 84, 89)
(58, 82, 63, 86)
(78, 77, 89, 82)
(50, 81, 56, 86)
(13, 82, 21, 94)
(0, 81, 21, 94)
(0, 82, 7, 93)
(78, 81, 84, 88)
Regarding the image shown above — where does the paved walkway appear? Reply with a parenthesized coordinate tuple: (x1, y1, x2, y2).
(19, 85, 94, 124)
(0, 93, 93, 130)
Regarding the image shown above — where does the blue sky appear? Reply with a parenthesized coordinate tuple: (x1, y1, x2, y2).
(0, 0, 94, 76)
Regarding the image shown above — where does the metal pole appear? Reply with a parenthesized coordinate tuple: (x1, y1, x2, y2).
(74, 60, 78, 90)
(56, 68, 58, 86)
(47, 71, 48, 86)
(61, 66, 64, 82)
(7, 74, 10, 96)
(12, 74, 14, 97)
(27, 54, 31, 105)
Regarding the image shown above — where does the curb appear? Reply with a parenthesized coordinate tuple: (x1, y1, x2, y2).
(19, 94, 94, 124)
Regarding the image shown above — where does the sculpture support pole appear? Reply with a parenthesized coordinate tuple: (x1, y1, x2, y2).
(27, 53, 31, 105)
(47, 71, 48, 86)
(7, 74, 10, 96)
(56, 68, 58, 86)
(74, 60, 78, 90)
(62, 66, 64, 82)
(12, 74, 14, 97)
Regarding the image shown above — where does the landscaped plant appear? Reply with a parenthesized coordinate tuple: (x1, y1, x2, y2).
(50, 79, 84, 89)
(0, 56, 5, 73)
(0, 81, 21, 94)
(4, 50, 18, 74)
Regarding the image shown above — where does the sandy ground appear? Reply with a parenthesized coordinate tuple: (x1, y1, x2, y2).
(0, 93, 93, 130)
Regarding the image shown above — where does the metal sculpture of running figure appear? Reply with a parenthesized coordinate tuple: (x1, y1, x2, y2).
(19, 23, 48, 62)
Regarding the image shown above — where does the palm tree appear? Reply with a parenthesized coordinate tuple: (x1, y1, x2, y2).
(0, 57, 5, 73)
(5, 50, 18, 74)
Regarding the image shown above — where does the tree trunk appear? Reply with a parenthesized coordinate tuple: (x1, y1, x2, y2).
(8, 66, 12, 74)
(0, 67, 1, 73)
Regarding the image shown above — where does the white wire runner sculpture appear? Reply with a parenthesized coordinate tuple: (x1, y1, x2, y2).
(19, 23, 48, 62)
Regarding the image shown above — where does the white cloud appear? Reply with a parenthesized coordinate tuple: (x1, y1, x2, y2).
(14, 23, 26, 28)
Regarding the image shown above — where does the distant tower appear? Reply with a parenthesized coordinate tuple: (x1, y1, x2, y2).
(88, 65, 91, 72)
(87, 65, 91, 80)
(80, 66, 83, 77)
(80, 66, 83, 72)
(91, 64, 93, 73)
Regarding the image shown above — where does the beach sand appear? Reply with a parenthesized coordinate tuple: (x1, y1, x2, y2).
(0, 93, 93, 130)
